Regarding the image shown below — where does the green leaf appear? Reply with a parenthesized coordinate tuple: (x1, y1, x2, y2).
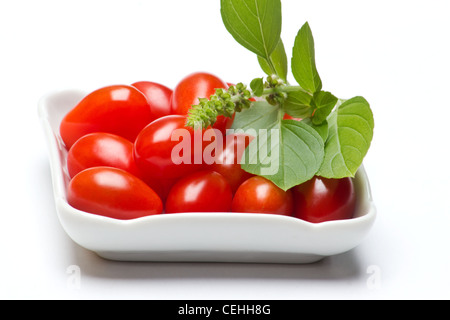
(250, 77, 265, 97)
(221, 0, 282, 60)
(311, 91, 338, 125)
(258, 39, 288, 82)
(302, 118, 329, 142)
(283, 90, 314, 119)
(317, 96, 374, 178)
(242, 119, 324, 191)
(291, 22, 322, 94)
(231, 100, 279, 132)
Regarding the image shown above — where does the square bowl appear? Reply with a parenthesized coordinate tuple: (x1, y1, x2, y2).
(38, 89, 377, 264)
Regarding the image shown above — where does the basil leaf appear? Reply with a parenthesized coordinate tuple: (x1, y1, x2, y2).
(258, 39, 288, 82)
(317, 96, 374, 178)
(291, 22, 322, 94)
(302, 118, 329, 143)
(231, 101, 279, 132)
(311, 91, 338, 125)
(283, 90, 314, 119)
(242, 119, 324, 191)
(221, 0, 282, 60)
(250, 77, 265, 97)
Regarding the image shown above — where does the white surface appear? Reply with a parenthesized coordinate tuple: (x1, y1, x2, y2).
(1, 0, 449, 299)
(39, 89, 376, 264)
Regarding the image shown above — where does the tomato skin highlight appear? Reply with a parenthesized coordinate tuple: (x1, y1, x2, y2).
(171, 72, 228, 116)
(232, 176, 293, 216)
(165, 170, 233, 213)
(66, 132, 140, 179)
(60, 85, 153, 149)
(133, 115, 209, 180)
(292, 176, 356, 223)
(131, 81, 173, 119)
(67, 167, 163, 220)
(209, 133, 255, 193)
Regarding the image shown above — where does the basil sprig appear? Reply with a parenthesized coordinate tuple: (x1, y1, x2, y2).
(190, 0, 375, 190)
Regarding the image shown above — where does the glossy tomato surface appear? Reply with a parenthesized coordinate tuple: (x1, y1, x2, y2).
(67, 167, 163, 220)
(133, 115, 212, 180)
(232, 176, 293, 216)
(165, 170, 233, 213)
(131, 81, 173, 119)
(209, 133, 254, 193)
(66, 132, 140, 179)
(171, 72, 228, 116)
(60, 85, 153, 149)
(292, 176, 356, 223)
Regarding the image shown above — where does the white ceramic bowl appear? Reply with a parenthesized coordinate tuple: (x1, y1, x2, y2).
(38, 89, 376, 264)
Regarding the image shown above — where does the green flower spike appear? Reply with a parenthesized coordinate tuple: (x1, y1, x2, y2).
(186, 83, 253, 129)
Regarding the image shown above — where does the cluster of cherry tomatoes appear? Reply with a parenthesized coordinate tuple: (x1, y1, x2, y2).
(59, 72, 356, 223)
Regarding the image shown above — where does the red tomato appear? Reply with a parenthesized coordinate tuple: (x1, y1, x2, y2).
(171, 72, 228, 116)
(66, 132, 140, 179)
(213, 113, 235, 136)
(165, 170, 232, 213)
(67, 167, 163, 220)
(232, 176, 293, 216)
(283, 114, 302, 121)
(133, 115, 214, 180)
(209, 133, 255, 193)
(171, 72, 234, 134)
(131, 81, 173, 119)
(292, 176, 356, 223)
(143, 177, 177, 203)
(60, 85, 153, 149)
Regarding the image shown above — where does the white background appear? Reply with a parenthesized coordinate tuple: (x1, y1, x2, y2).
(1, 0, 450, 300)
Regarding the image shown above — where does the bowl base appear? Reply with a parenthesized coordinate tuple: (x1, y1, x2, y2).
(95, 250, 325, 264)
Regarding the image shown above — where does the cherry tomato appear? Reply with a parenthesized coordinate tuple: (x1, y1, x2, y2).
(134, 115, 214, 180)
(66, 132, 140, 179)
(292, 176, 356, 223)
(209, 133, 255, 193)
(232, 176, 293, 216)
(283, 114, 302, 121)
(213, 113, 235, 136)
(67, 167, 163, 220)
(171, 72, 228, 116)
(60, 85, 153, 149)
(131, 81, 173, 119)
(165, 170, 232, 213)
